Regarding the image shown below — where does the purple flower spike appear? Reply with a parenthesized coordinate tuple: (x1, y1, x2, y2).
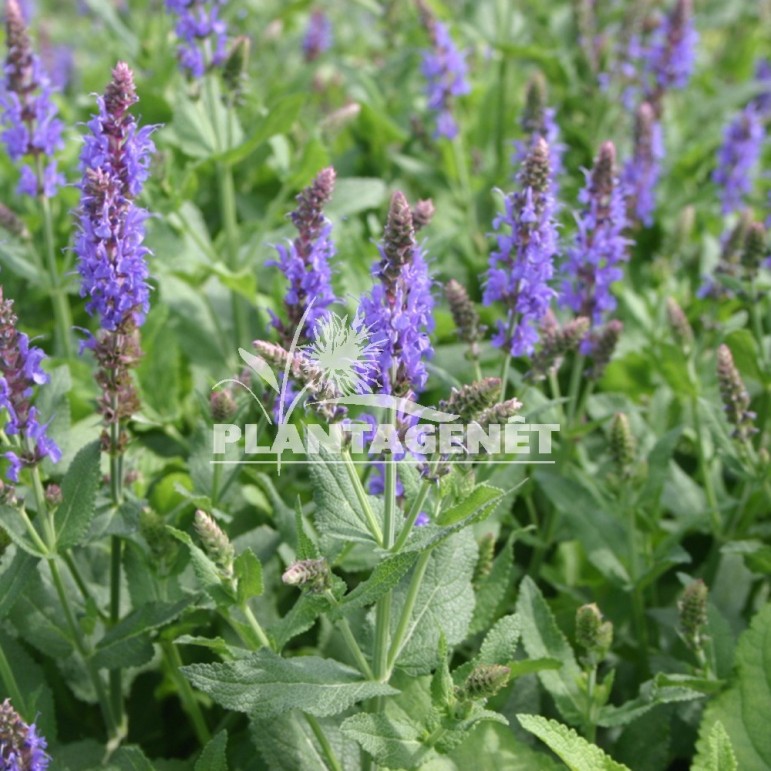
(713, 105, 765, 216)
(753, 58, 771, 116)
(75, 62, 156, 333)
(562, 141, 629, 338)
(483, 137, 558, 357)
(165, 0, 228, 78)
(0, 698, 50, 770)
(419, 11, 470, 140)
(360, 191, 435, 396)
(0, 0, 64, 198)
(303, 9, 332, 62)
(622, 101, 664, 227)
(0, 287, 61, 483)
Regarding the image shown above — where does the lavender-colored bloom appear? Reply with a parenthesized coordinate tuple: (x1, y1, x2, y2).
(645, 0, 697, 102)
(303, 9, 332, 62)
(269, 167, 337, 346)
(0, 698, 50, 770)
(0, 288, 61, 483)
(713, 105, 765, 216)
(562, 142, 629, 340)
(0, 0, 64, 197)
(483, 137, 558, 357)
(622, 101, 664, 226)
(753, 58, 771, 116)
(75, 62, 155, 332)
(415, 512, 430, 527)
(513, 73, 565, 200)
(360, 191, 435, 396)
(165, 0, 228, 78)
(420, 18, 470, 140)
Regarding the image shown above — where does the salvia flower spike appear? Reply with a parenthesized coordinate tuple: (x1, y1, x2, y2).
(623, 101, 664, 227)
(282, 557, 330, 593)
(562, 141, 629, 341)
(419, 7, 470, 140)
(0, 698, 50, 770)
(445, 279, 482, 359)
(576, 603, 614, 661)
(678, 579, 708, 651)
(0, 287, 61, 483)
(269, 167, 337, 346)
(610, 412, 636, 477)
(528, 314, 590, 381)
(360, 191, 435, 396)
(194, 509, 235, 579)
(484, 136, 558, 357)
(0, 0, 64, 197)
(165, 0, 228, 78)
(665, 298, 694, 352)
(716, 344, 756, 442)
(303, 9, 332, 62)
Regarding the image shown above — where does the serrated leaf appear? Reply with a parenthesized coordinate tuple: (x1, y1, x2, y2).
(294, 498, 319, 560)
(195, 730, 229, 771)
(516, 576, 584, 725)
(93, 598, 192, 670)
(55, 441, 102, 551)
(107, 746, 156, 771)
(692, 721, 738, 771)
(182, 649, 397, 718)
(309, 447, 383, 546)
(342, 551, 418, 610)
(477, 613, 522, 665)
(436, 484, 505, 526)
(693, 602, 771, 770)
(234, 549, 263, 604)
(341, 712, 434, 769)
(517, 715, 631, 771)
(469, 533, 516, 636)
(0, 549, 37, 619)
(0, 504, 47, 557)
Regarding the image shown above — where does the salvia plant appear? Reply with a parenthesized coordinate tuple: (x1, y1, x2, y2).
(0, 0, 768, 769)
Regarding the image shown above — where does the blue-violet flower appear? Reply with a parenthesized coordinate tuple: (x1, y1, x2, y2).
(165, 0, 228, 78)
(0, 698, 50, 771)
(622, 101, 664, 226)
(303, 9, 332, 62)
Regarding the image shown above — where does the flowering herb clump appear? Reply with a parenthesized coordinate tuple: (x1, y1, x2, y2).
(562, 141, 628, 343)
(0, 287, 61, 482)
(418, 5, 470, 140)
(484, 136, 558, 357)
(165, 0, 228, 78)
(0, 699, 50, 771)
(360, 191, 435, 396)
(0, 0, 64, 197)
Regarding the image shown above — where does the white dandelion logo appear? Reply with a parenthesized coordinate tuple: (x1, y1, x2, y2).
(302, 312, 382, 396)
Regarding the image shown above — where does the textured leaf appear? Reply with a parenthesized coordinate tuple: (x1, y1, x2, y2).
(182, 649, 397, 718)
(195, 730, 229, 771)
(516, 577, 584, 725)
(0, 505, 47, 558)
(107, 746, 156, 771)
(0, 549, 37, 619)
(342, 551, 418, 610)
(468, 534, 515, 636)
(234, 549, 263, 604)
(477, 613, 522, 665)
(693, 602, 771, 770)
(517, 715, 631, 771)
(55, 441, 102, 551)
(309, 447, 383, 546)
(341, 712, 433, 769)
(692, 721, 738, 771)
(390, 531, 477, 674)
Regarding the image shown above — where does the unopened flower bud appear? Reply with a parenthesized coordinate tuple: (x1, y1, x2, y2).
(140, 508, 179, 565)
(381, 191, 416, 285)
(460, 664, 511, 700)
(445, 279, 482, 354)
(678, 579, 708, 650)
(475, 398, 523, 429)
(576, 603, 613, 659)
(666, 298, 694, 352)
(521, 137, 551, 202)
(439, 378, 501, 422)
(741, 222, 767, 282)
(411, 199, 436, 232)
(223, 35, 250, 99)
(528, 314, 590, 380)
(210, 389, 237, 422)
(610, 413, 636, 475)
(44, 484, 62, 507)
(716, 344, 756, 442)
(522, 71, 548, 136)
(194, 510, 235, 579)
(282, 557, 330, 593)
(587, 320, 622, 380)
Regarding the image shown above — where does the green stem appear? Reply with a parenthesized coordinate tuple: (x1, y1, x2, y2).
(472, 358, 483, 382)
(242, 604, 272, 650)
(37, 159, 73, 358)
(690, 394, 721, 536)
(324, 591, 374, 679)
(304, 714, 344, 771)
(621, 485, 649, 672)
(584, 666, 597, 742)
(566, 354, 586, 427)
(160, 641, 211, 746)
(386, 551, 431, 674)
(499, 312, 519, 400)
(392, 453, 440, 552)
(0, 640, 26, 716)
(548, 369, 566, 425)
(342, 450, 383, 545)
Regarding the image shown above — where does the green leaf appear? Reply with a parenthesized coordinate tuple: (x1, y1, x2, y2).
(390, 531, 477, 675)
(515, 576, 584, 725)
(639, 428, 683, 508)
(477, 614, 522, 665)
(693, 602, 771, 770)
(234, 549, 263, 604)
(469, 534, 516, 636)
(0, 506, 47, 557)
(182, 649, 397, 718)
(93, 598, 192, 670)
(724, 329, 763, 382)
(341, 551, 418, 610)
(437, 484, 505, 526)
(692, 721, 738, 771)
(55, 441, 102, 551)
(341, 712, 433, 769)
(294, 498, 319, 560)
(325, 177, 389, 219)
(195, 730, 229, 771)
(517, 715, 631, 771)
(309, 447, 383, 547)
(107, 746, 156, 771)
(0, 549, 37, 619)
(168, 527, 236, 606)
